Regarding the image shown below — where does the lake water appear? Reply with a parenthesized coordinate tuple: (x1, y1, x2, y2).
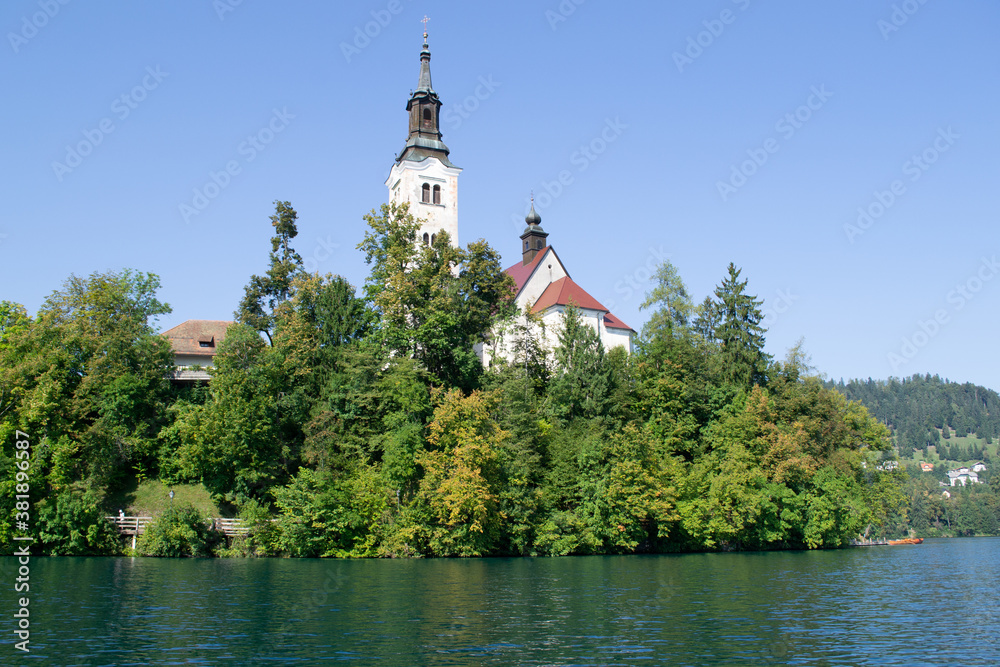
(4, 537, 998, 665)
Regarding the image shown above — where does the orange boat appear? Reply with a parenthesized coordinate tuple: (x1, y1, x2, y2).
(887, 537, 924, 545)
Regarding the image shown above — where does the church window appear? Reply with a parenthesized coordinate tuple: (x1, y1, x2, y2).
(422, 108, 431, 122)
(431, 233, 437, 245)
(432, 184, 441, 204)
(524, 241, 529, 251)
(423, 232, 429, 245)
(421, 183, 430, 203)
(536, 239, 543, 249)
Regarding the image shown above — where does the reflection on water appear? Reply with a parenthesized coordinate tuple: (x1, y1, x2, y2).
(6, 538, 998, 665)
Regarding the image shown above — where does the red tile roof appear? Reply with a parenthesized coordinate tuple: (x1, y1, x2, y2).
(531, 276, 609, 314)
(504, 247, 576, 299)
(504, 247, 551, 297)
(504, 246, 635, 334)
(162, 320, 233, 357)
(603, 312, 634, 331)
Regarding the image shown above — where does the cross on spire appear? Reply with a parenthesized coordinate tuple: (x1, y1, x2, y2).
(421, 15, 430, 39)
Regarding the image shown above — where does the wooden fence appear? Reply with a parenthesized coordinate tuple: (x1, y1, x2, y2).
(106, 516, 248, 538)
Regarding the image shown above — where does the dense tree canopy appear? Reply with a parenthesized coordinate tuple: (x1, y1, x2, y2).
(1, 201, 925, 557)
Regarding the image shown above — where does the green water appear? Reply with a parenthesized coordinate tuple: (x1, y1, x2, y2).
(4, 538, 998, 665)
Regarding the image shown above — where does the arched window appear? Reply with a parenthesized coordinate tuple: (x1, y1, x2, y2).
(423, 232, 429, 246)
(431, 233, 437, 245)
(432, 184, 441, 205)
(524, 241, 529, 251)
(421, 183, 430, 203)
(422, 108, 431, 122)
(536, 239, 543, 249)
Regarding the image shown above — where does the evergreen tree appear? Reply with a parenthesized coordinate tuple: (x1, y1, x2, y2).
(712, 263, 770, 388)
(548, 302, 613, 421)
(237, 201, 304, 345)
(692, 295, 720, 344)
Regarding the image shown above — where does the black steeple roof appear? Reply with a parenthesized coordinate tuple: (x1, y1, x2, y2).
(395, 31, 456, 168)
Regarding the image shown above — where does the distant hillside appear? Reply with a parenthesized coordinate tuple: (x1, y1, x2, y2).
(827, 374, 1000, 460)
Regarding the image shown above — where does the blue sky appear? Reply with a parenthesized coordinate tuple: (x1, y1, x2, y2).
(3, 1, 999, 389)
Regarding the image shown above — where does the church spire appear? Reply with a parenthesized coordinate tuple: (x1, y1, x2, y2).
(417, 19, 433, 92)
(520, 196, 549, 265)
(395, 22, 455, 167)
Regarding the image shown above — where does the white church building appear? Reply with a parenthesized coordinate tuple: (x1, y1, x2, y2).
(385, 30, 635, 364)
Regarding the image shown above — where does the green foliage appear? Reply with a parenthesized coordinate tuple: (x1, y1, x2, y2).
(0, 270, 173, 492)
(357, 201, 514, 389)
(4, 199, 926, 558)
(136, 504, 220, 557)
(712, 263, 771, 389)
(408, 389, 507, 556)
(829, 374, 1000, 458)
(236, 200, 305, 344)
(549, 302, 614, 421)
(37, 488, 122, 555)
(160, 324, 291, 501)
(271, 467, 392, 558)
(640, 260, 694, 336)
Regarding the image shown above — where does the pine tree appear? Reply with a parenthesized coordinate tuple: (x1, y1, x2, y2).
(712, 263, 771, 388)
(236, 201, 304, 345)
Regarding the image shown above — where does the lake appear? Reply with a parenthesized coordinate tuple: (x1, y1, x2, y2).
(4, 537, 998, 665)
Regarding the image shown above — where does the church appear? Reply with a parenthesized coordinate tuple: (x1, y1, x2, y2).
(384, 29, 635, 364)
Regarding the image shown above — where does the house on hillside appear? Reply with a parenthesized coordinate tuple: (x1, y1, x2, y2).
(162, 320, 232, 382)
(972, 462, 987, 473)
(947, 466, 980, 486)
(919, 462, 935, 472)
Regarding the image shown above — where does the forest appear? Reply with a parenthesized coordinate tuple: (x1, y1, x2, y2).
(828, 375, 1000, 456)
(0, 201, 907, 557)
(829, 375, 1000, 538)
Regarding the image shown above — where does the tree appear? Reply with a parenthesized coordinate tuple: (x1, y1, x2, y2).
(713, 263, 770, 388)
(409, 389, 507, 556)
(490, 303, 551, 396)
(549, 302, 613, 421)
(692, 295, 720, 344)
(271, 467, 391, 558)
(161, 324, 290, 501)
(358, 201, 513, 389)
(36, 488, 123, 555)
(0, 270, 173, 489)
(271, 272, 372, 398)
(135, 504, 220, 557)
(575, 424, 681, 553)
(237, 200, 304, 345)
(640, 260, 694, 337)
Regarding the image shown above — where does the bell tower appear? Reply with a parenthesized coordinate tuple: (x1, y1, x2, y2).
(385, 24, 461, 248)
(520, 199, 548, 265)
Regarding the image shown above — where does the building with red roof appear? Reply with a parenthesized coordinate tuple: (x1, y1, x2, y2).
(385, 33, 636, 367)
(481, 202, 635, 366)
(162, 319, 232, 382)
